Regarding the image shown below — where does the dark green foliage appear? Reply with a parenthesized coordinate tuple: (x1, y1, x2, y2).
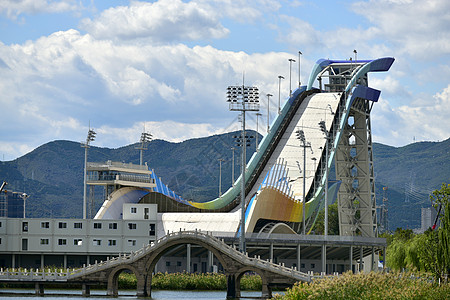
(312, 202, 339, 235)
(274, 271, 450, 300)
(117, 272, 261, 291)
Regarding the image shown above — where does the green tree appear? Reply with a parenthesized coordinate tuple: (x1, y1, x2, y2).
(313, 202, 339, 235)
(430, 183, 450, 280)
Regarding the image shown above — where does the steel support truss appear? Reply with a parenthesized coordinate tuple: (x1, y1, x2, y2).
(335, 98, 377, 237)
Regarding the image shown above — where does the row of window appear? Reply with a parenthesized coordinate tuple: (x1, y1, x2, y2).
(21, 238, 145, 250)
(21, 222, 155, 232)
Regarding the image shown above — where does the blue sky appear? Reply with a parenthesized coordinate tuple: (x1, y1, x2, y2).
(1, 0, 449, 161)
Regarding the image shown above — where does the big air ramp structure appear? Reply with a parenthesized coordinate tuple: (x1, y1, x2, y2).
(92, 57, 394, 238)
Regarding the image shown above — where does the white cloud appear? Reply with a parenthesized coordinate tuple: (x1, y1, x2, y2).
(0, 28, 292, 160)
(80, 0, 229, 42)
(372, 84, 450, 146)
(352, 0, 450, 59)
(0, 0, 80, 20)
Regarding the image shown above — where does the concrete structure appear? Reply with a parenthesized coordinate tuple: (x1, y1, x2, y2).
(0, 211, 157, 268)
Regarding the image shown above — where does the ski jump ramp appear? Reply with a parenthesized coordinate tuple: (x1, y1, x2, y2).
(97, 57, 394, 238)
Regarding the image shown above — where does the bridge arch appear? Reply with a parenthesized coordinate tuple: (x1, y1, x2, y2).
(234, 266, 270, 299)
(106, 264, 148, 297)
(144, 236, 231, 273)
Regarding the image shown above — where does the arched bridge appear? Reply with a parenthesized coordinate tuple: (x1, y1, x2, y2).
(67, 230, 312, 298)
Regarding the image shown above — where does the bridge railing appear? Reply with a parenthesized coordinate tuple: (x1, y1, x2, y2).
(0, 268, 70, 281)
(67, 230, 313, 282)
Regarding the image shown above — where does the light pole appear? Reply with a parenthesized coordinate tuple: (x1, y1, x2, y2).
(135, 131, 152, 165)
(256, 112, 262, 151)
(81, 127, 96, 220)
(231, 147, 235, 186)
(20, 193, 29, 218)
(218, 158, 225, 197)
(296, 129, 311, 235)
(266, 93, 273, 133)
(288, 58, 296, 96)
(319, 120, 329, 236)
(353, 49, 357, 64)
(278, 75, 284, 115)
(227, 85, 260, 253)
(311, 157, 317, 195)
(298, 51, 302, 87)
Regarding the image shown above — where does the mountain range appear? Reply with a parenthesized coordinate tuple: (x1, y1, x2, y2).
(1, 132, 448, 231)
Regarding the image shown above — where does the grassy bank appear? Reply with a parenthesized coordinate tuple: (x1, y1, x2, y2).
(273, 272, 450, 300)
(119, 272, 262, 291)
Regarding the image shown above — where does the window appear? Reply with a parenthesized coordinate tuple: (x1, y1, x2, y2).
(108, 239, 117, 246)
(22, 239, 28, 250)
(22, 222, 28, 232)
(0, 221, 2, 227)
(58, 222, 67, 229)
(58, 239, 67, 245)
(128, 223, 137, 230)
(93, 239, 101, 246)
(74, 239, 83, 246)
(94, 222, 102, 229)
(40, 239, 49, 245)
(301, 263, 305, 269)
(149, 224, 155, 236)
(74, 222, 82, 229)
(41, 222, 49, 229)
(0, 238, 2, 244)
(166, 261, 170, 267)
(144, 207, 149, 219)
(109, 223, 117, 229)
(311, 263, 315, 268)
(131, 207, 137, 214)
(177, 261, 182, 267)
(128, 240, 136, 246)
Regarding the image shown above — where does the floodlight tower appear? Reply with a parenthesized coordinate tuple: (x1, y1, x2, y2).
(296, 129, 312, 235)
(81, 127, 96, 219)
(227, 84, 260, 253)
(135, 131, 153, 165)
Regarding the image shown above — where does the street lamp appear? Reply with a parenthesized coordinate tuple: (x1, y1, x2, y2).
(278, 75, 284, 115)
(296, 129, 311, 235)
(353, 49, 357, 64)
(227, 84, 260, 253)
(266, 93, 273, 133)
(135, 131, 152, 165)
(288, 58, 296, 96)
(318, 120, 330, 236)
(81, 127, 96, 219)
(256, 112, 262, 151)
(218, 158, 225, 197)
(20, 193, 29, 218)
(298, 51, 302, 87)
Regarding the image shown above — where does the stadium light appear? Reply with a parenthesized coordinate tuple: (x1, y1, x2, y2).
(81, 127, 96, 220)
(227, 83, 260, 253)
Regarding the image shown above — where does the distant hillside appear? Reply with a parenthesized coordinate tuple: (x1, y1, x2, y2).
(0, 133, 448, 231)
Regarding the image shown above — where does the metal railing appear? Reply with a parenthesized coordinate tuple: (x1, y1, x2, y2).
(67, 230, 313, 282)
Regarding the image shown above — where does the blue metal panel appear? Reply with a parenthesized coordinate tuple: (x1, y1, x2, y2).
(352, 85, 381, 102)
